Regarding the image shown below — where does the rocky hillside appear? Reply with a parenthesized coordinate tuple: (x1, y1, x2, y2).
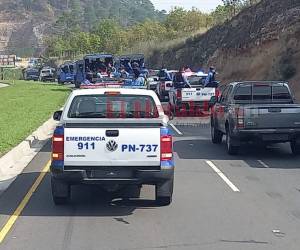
(148, 0, 300, 100)
(0, 0, 162, 56)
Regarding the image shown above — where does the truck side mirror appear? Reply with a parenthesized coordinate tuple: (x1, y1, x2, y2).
(53, 110, 63, 121)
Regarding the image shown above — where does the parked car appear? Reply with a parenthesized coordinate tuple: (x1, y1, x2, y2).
(40, 67, 56, 82)
(210, 81, 300, 155)
(24, 68, 40, 81)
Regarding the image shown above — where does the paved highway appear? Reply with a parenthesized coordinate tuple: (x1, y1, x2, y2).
(1, 124, 300, 250)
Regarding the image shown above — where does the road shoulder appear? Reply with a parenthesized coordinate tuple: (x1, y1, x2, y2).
(0, 118, 57, 195)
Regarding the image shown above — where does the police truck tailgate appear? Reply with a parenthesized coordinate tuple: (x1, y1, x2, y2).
(64, 127, 161, 167)
(181, 87, 215, 102)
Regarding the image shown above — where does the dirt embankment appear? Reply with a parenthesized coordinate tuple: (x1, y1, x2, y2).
(147, 0, 300, 100)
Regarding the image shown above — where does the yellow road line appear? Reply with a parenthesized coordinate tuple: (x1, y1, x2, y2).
(0, 160, 50, 244)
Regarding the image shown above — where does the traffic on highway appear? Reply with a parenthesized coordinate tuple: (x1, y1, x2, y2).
(1, 54, 300, 249)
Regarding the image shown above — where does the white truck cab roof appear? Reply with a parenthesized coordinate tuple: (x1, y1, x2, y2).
(61, 88, 168, 125)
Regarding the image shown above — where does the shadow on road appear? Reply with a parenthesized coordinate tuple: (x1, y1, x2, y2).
(0, 172, 158, 218)
(174, 139, 300, 169)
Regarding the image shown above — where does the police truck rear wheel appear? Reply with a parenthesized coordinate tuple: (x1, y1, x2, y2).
(155, 179, 173, 206)
(51, 177, 70, 205)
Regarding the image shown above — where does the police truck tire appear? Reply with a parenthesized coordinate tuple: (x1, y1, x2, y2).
(155, 178, 173, 206)
(211, 119, 223, 144)
(51, 177, 70, 205)
(291, 139, 300, 155)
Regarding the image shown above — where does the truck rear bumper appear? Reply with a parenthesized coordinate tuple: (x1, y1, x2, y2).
(233, 128, 300, 143)
(51, 166, 174, 185)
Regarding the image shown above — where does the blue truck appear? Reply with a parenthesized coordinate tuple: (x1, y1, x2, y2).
(57, 61, 75, 84)
(74, 54, 114, 88)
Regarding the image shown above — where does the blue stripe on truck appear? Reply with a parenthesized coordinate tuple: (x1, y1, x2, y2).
(160, 127, 171, 136)
(54, 126, 64, 135)
(161, 160, 174, 168)
(51, 160, 64, 170)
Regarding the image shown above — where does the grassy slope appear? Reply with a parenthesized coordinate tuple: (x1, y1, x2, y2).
(0, 81, 71, 155)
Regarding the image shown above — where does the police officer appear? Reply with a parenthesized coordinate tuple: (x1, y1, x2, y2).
(173, 67, 189, 88)
(205, 66, 216, 87)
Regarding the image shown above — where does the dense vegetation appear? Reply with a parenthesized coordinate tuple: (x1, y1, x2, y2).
(45, 0, 261, 57)
(14, 0, 165, 25)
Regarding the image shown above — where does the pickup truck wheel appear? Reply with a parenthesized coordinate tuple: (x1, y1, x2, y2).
(155, 179, 174, 206)
(290, 140, 300, 155)
(51, 177, 70, 205)
(211, 120, 223, 144)
(226, 129, 239, 155)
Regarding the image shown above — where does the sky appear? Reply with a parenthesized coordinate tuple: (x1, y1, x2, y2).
(151, 0, 224, 13)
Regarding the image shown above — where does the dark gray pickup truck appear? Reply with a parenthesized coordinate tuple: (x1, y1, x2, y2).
(210, 81, 300, 155)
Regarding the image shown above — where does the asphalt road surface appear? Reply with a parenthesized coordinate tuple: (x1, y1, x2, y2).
(1, 124, 300, 250)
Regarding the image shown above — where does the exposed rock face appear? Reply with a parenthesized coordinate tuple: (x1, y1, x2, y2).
(147, 0, 300, 99)
(0, 1, 59, 55)
(0, 0, 161, 56)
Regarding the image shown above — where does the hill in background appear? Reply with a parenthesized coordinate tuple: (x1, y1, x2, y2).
(0, 0, 164, 56)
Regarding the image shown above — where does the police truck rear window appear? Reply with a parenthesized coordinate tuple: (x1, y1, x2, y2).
(68, 95, 159, 119)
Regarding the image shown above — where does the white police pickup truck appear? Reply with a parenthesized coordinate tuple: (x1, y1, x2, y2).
(51, 88, 174, 206)
(169, 73, 216, 113)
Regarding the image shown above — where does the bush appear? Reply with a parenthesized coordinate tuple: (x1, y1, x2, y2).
(280, 64, 296, 80)
(0, 68, 23, 80)
(279, 49, 297, 80)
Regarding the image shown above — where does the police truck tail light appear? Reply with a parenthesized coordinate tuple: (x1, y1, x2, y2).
(161, 135, 173, 161)
(176, 89, 182, 100)
(52, 135, 64, 161)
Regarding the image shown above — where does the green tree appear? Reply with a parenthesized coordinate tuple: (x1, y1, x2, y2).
(93, 19, 123, 53)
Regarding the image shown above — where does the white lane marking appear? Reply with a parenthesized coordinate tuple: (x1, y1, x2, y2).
(258, 160, 269, 168)
(170, 123, 183, 135)
(206, 160, 240, 192)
